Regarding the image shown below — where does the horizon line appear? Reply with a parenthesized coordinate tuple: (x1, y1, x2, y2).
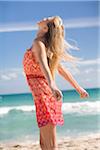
(0, 86, 99, 96)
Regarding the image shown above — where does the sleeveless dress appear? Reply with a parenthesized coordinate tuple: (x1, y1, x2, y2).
(22, 48, 64, 128)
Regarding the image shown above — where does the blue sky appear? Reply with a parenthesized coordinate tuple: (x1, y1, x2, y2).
(0, 1, 99, 94)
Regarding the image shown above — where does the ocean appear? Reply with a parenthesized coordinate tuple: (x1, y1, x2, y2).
(0, 88, 100, 143)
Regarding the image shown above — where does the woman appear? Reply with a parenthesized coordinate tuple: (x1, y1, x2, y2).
(23, 16, 89, 150)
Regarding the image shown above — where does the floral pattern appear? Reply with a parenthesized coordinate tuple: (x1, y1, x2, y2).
(22, 49, 64, 128)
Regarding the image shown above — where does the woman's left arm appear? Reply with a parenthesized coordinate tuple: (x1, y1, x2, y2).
(57, 63, 89, 98)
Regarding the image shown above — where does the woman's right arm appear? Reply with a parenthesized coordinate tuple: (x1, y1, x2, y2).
(32, 40, 63, 100)
(32, 40, 53, 87)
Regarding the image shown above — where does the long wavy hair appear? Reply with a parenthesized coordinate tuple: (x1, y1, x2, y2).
(41, 16, 82, 80)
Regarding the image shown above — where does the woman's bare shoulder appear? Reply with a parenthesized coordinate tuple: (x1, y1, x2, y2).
(33, 38, 45, 46)
(32, 39, 46, 53)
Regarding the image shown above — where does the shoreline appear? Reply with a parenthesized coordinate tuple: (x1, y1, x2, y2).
(0, 133, 100, 150)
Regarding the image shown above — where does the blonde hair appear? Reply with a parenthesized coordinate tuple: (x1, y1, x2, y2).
(43, 16, 82, 80)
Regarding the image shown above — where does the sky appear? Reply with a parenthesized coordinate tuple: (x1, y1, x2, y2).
(0, 1, 99, 94)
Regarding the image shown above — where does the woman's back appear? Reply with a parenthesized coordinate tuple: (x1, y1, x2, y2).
(23, 48, 46, 78)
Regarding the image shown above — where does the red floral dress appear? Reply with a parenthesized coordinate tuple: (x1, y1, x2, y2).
(22, 48, 64, 128)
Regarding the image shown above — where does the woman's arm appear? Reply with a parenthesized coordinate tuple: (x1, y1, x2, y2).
(57, 64, 89, 98)
(57, 63, 81, 93)
(32, 40, 63, 101)
(32, 40, 53, 87)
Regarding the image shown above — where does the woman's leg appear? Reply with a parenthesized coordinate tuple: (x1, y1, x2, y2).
(39, 123, 58, 150)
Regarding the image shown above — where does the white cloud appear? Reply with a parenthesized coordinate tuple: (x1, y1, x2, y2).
(0, 17, 99, 33)
(84, 68, 94, 74)
(0, 68, 23, 81)
(61, 57, 100, 75)
(0, 73, 18, 81)
(1, 75, 11, 80)
(97, 68, 100, 72)
(0, 22, 37, 33)
(74, 58, 100, 66)
(85, 78, 91, 82)
(8, 73, 17, 78)
(64, 17, 100, 29)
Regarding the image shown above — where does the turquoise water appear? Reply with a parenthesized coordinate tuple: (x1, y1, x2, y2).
(0, 88, 100, 142)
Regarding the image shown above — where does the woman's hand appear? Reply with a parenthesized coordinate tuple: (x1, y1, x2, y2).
(76, 86, 89, 99)
(50, 81, 63, 101)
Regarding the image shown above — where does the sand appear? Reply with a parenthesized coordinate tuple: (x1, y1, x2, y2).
(0, 133, 100, 150)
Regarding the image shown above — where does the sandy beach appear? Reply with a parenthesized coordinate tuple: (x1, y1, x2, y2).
(0, 133, 100, 150)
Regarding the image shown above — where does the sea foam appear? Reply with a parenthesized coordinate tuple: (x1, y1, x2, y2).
(0, 101, 100, 117)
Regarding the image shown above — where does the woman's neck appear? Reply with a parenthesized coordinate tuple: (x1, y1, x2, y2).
(36, 30, 45, 38)
(35, 32, 45, 44)
(35, 30, 47, 48)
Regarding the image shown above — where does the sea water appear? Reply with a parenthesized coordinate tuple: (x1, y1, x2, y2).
(0, 88, 100, 142)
